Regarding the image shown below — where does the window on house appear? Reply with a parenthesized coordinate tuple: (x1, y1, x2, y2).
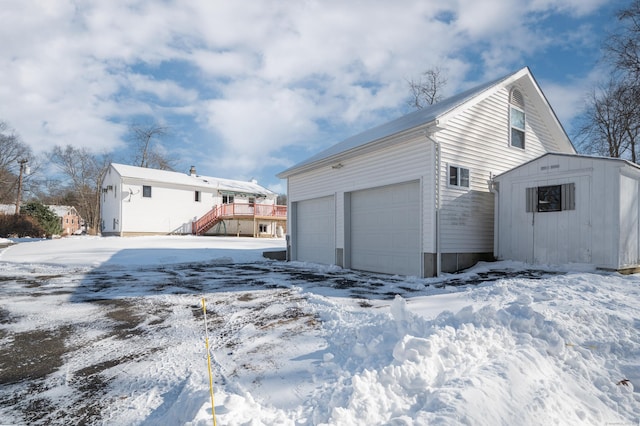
(249, 197, 255, 206)
(526, 183, 575, 212)
(510, 88, 525, 149)
(195, 191, 201, 202)
(449, 165, 470, 188)
(259, 224, 268, 233)
(143, 185, 152, 198)
(223, 194, 234, 204)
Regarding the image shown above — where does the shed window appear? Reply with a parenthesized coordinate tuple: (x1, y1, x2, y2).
(449, 165, 470, 188)
(143, 185, 152, 198)
(526, 183, 575, 212)
(510, 89, 525, 149)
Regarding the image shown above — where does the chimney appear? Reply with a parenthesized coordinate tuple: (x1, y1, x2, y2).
(189, 166, 196, 176)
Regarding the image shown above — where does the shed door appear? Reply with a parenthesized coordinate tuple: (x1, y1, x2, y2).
(350, 181, 421, 276)
(295, 196, 335, 265)
(513, 176, 592, 264)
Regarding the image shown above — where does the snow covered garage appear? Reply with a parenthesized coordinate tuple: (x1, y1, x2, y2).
(493, 153, 640, 271)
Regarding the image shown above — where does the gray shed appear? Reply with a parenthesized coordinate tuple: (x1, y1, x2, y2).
(493, 153, 640, 271)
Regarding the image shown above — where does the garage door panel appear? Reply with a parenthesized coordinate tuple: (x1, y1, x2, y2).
(296, 196, 335, 265)
(351, 181, 421, 276)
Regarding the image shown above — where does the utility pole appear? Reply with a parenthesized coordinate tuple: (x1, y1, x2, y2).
(15, 159, 28, 215)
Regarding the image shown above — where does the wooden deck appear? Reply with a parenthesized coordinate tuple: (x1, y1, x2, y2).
(192, 203, 287, 235)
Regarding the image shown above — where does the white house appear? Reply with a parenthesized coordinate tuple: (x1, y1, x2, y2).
(492, 153, 640, 272)
(277, 67, 576, 277)
(101, 163, 286, 237)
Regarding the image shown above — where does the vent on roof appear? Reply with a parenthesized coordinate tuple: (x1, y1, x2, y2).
(510, 88, 525, 109)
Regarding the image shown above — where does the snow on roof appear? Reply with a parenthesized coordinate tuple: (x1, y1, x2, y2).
(110, 163, 275, 196)
(0, 204, 16, 215)
(47, 205, 77, 217)
(278, 68, 523, 178)
(493, 152, 640, 179)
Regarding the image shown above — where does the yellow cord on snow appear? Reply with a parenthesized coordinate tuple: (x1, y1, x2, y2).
(202, 297, 217, 426)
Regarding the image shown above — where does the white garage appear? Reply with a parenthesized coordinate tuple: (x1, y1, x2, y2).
(494, 153, 640, 272)
(294, 196, 335, 265)
(349, 181, 421, 276)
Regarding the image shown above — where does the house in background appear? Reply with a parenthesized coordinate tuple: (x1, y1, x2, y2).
(48, 205, 84, 236)
(100, 163, 286, 237)
(278, 67, 576, 277)
(493, 153, 640, 272)
(1, 203, 84, 236)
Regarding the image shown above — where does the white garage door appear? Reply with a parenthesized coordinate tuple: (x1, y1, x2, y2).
(295, 196, 335, 265)
(351, 181, 421, 276)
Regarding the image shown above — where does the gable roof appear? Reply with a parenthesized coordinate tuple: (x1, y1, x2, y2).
(108, 163, 275, 197)
(493, 152, 640, 180)
(278, 66, 574, 178)
(48, 205, 79, 217)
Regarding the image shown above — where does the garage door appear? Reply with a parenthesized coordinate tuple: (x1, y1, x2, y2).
(295, 196, 335, 265)
(351, 181, 421, 276)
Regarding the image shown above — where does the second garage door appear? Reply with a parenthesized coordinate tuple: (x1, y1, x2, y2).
(351, 181, 421, 276)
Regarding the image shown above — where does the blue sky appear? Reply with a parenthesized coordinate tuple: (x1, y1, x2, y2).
(0, 0, 625, 194)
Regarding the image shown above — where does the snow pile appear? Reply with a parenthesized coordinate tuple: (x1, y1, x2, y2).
(0, 237, 638, 425)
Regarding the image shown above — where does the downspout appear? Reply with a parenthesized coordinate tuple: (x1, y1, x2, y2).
(489, 173, 499, 260)
(425, 129, 441, 277)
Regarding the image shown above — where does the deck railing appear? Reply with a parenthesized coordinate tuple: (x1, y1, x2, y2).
(192, 203, 287, 235)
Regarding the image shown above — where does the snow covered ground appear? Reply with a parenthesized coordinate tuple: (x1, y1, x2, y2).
(0, 235, 638, 425)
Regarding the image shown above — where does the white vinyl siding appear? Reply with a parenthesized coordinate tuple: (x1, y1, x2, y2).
(287, 136, 434, 253)
(435, 85, 565, 253)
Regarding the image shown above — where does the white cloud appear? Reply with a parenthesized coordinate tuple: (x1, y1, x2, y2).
(0, 0, 615, 182)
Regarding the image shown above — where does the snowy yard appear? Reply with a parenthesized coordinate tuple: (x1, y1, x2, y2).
(0, 236, 639, 425)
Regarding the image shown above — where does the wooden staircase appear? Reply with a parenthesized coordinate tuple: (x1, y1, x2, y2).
(192, 205, 223, 235)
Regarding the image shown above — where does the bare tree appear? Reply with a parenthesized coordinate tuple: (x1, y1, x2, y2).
(407, 67, 447, 110)
(0, 121, 33, 204)
(49, 145, 111, 234)
(577, 2, 640, 163)
(128, 122, 175, 170)
(605, 0, 640, 81)
(576, 80, 640, 161)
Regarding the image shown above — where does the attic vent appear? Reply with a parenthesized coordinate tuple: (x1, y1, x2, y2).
(510, 88, 525, 109)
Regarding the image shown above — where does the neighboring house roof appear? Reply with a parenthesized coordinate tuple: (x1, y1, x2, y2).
(47, 205, 79, 218)
(109, 163, 275, 197)
(278, 66, 574, 178)
(0, 204, 16, 215)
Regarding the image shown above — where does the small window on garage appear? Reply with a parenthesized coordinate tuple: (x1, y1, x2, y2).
(195, 191, 201, 202)
(143, 185, 152, 198)
(526, 183, 575, 212)
(449, 165, 470, 188)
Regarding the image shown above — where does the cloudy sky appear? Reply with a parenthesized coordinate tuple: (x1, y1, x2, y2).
(0, 0, 622, 193)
